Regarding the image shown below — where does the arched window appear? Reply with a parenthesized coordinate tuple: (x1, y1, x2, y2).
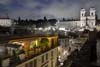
(82, 13, 84, 16)
(82, 13, 85, 16)
(91, 12, 94, 16)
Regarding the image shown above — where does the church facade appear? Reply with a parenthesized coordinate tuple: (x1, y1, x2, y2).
(56, 8, 96, 31)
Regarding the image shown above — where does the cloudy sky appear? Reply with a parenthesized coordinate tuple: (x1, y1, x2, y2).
(0, 0, 100, 19)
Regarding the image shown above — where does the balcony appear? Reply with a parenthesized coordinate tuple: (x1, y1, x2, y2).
(1, 40, 58, 67)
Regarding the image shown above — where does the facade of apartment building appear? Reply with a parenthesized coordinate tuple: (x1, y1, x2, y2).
(0, 35, 59, 67)
(16, 47, 58, 67)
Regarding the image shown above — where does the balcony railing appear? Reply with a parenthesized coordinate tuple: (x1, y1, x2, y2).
(7, 44, 59, 67)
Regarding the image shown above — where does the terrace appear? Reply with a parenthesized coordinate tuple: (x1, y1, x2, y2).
(0, 35, 58, 67)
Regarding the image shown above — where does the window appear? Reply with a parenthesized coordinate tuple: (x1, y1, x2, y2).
(25, 63, 30, 67)
(59, 40, 61, 43)
(29, 61, 32, 67)
(51, 39, 54, 45)
(51, 61, 53, 67)
(34, 59, 37, 67)
(82, 13, 85, 16)
(56, 49, 58, 56)
(82, 13, 84, 16)
(42, 55, 44, 63)
(25, 63, 28, 67)
(45, 65, 48, 67)
(46, 53, 48, 60)
(82, 24, 84, 26)
(25, 62, 33, 67)
(91, 12, 94, 16)
(68, 47, 71, 52)
(51, 51, 53, 59)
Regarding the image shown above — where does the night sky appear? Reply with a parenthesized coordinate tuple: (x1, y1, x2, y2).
(0, 0, 100, 19)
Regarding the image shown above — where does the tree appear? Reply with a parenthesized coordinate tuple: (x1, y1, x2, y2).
(40, 38, 49, 46)
(48, 19, 57, 26)
(18, 17, 21, 25)
(39, 38, 49, 51)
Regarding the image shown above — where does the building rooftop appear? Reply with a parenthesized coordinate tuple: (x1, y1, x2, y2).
(60, 19, 79, 22)
(6, 44, 21, 48)
(0, 33, 59, 66)
(0, 34, 58, 42)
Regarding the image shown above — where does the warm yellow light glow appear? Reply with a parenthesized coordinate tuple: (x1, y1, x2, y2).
(36, 40, 38, 47)
(21, 43, 24, 46)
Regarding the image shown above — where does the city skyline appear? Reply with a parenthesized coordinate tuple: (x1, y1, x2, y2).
(0, 0, 100, 19)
